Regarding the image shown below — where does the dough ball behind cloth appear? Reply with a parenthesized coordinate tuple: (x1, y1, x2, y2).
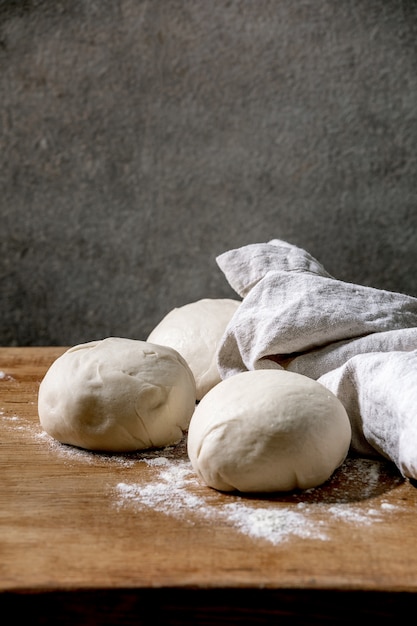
(147, 298, 241, 400)
(38, 337, 196, 452)
(187, 369, 351, 493)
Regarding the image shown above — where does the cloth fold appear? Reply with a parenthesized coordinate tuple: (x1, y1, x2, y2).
(216, 239, 417, 479)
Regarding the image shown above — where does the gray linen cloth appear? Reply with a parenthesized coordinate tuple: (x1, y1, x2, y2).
(216, 239, 417, 480)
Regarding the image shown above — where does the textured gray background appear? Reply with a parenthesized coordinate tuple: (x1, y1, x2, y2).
(1, 0, 416, 346)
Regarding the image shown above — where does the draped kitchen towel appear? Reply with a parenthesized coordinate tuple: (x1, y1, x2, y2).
(216, 239, 417, 479)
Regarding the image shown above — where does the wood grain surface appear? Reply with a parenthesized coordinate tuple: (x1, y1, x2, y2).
(1, 347, 417, 624)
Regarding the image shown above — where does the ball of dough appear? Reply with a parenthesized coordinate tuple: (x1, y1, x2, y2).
(147, 298, 240, 400)
(187, 369, 351, 492)
(38, 337, 196, 452)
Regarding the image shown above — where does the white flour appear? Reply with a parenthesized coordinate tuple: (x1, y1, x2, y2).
(1, 409, 137, 467)
(115, 439, 404, 545)
(1, 409, 405, 545)
(0, 371, 14, 381)
(116, 458, 329, 544)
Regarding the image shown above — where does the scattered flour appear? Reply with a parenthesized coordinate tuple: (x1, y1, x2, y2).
(0, 411, 27, 430)
(118, 460, 205, 513)
(327, 504, 379, 525)
(35, 430, 139, 467)
(115, 446, 404, 545)
(0, 371, 14, 381)
(1, 414, 20, 421)
(222, 502, 329, 543)
(380, 501, 398, 511)
(1, 409, 405, 545)
(1, 410, 137, 467)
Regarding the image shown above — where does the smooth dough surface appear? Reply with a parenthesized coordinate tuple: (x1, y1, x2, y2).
(187, 369, 351, 492)
(147, 298, 240, 400)
(38, 337, 196, 451)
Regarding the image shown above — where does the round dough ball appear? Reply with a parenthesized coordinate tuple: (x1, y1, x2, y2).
(38, 337, 196, 452)
(147, 298, 240, 400)
(187, 369, 351, 492)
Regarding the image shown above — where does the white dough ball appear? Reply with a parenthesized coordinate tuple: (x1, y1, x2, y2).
(38, 337, 196, 452)
(147, 298, 240, 400)
(187, 369, 351, 492)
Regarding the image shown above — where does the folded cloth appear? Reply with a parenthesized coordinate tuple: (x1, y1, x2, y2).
(318, 350, 417, 478)
(216, 239, 417, 478)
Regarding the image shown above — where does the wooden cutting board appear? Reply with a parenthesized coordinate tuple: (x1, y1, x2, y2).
(1, 347, 417, 624)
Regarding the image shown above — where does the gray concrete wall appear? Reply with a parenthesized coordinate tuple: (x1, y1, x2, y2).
(1, 0, 416, 346)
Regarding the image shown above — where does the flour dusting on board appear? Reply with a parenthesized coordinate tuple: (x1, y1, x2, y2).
(116, 458, 329, 544)
(0, 409, 137, 467)
(115, 438, 404, 545)
(1, 410, 405, 545)
(0, 371, 14, 381)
